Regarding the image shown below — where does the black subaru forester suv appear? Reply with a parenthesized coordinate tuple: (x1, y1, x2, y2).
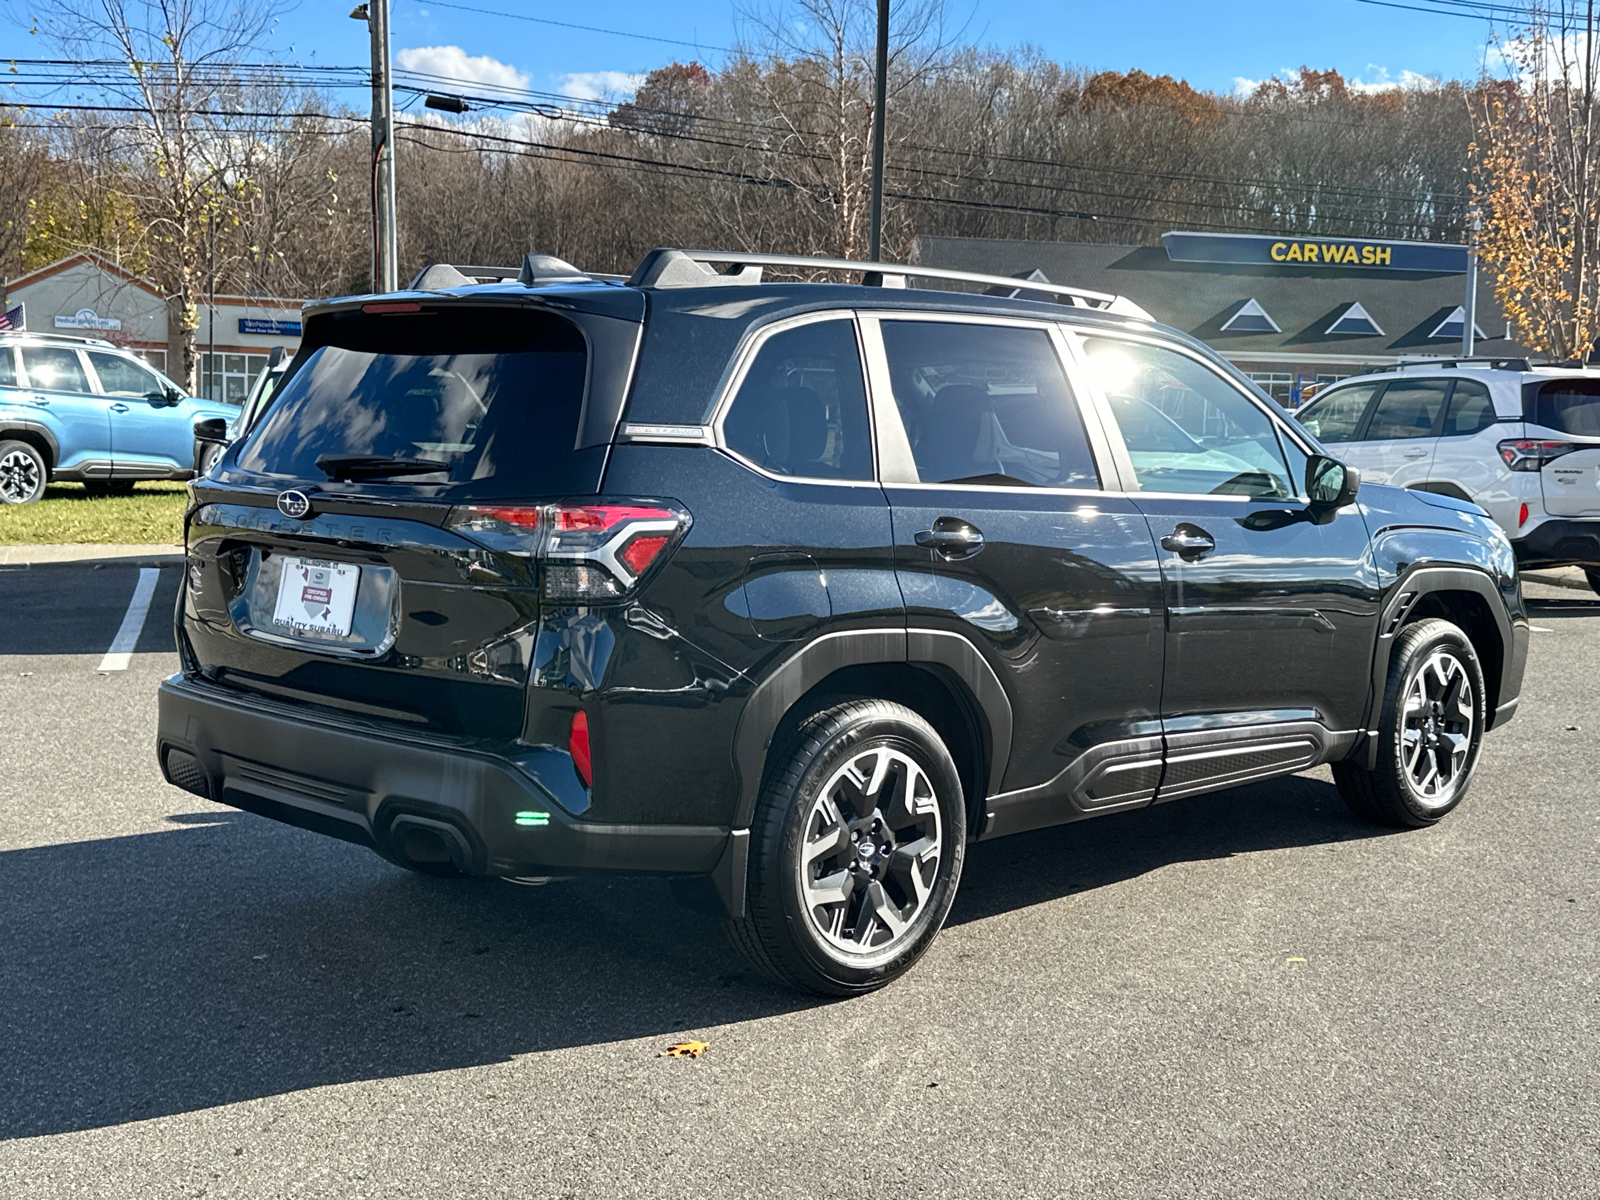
(159, 248, 1529, 996)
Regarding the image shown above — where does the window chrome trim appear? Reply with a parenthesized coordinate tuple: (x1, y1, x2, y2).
(857, 309, 1119, 492)
(705, 309, 881, 487)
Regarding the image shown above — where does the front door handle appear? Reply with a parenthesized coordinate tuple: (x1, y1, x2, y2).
(1160, 525, 1216, 560)
(109, 402, 130, 413)
(915, 517, 985, 559)
(1404, 448, 1427, 459)
(30, 395, 49, 406)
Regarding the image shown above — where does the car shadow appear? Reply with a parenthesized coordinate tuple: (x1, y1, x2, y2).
(0, 773, 1383, 1140)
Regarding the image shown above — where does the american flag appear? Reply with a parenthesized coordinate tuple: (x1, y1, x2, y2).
(0, 303, 22, 331)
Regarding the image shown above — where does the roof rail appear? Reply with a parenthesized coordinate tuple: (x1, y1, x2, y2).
(1374, 356, 1536, 373)
(627, 248, 1154, 319)
(0, 328, 116, 348)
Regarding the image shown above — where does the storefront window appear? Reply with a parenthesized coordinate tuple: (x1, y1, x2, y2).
(202, 352, 269, 404)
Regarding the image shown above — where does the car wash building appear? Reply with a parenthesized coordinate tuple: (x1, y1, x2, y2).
(910, 231, 1532, 404)
(2, 252, 307, 403)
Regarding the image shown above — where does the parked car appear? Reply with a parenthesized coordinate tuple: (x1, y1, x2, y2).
(0, 331, 239, 504)
(157, 250, 1528, 996)
(193, 345, 294, 477)
(1294, 358, 1600, 593)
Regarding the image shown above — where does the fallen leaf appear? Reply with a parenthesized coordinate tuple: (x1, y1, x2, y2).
(1286, 956, 1306, 963)
(661, 1040, 710, 1059)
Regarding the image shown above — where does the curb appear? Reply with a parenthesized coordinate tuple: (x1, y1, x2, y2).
(1523, 568, 1592, 594)
(0, 543, 185, 567)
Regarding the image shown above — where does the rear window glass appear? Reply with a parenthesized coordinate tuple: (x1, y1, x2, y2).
(1530, 380, 1600, 436)
(236, 307, 590, 496)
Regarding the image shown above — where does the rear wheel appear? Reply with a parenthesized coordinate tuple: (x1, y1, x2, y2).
(725, 699, 966, 996)
(83, 480, 136, 497)
(0, 440, 47, 505)
(1585, 567, 1600, 598)
(1334, 618, 1486, 828)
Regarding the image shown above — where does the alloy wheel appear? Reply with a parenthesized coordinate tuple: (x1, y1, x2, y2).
(799, 745, 942, 955)
(1400, 648, 1475, 808)
(0, 448, 42, 504)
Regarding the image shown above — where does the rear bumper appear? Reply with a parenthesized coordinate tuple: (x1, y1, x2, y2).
(1513, 518, 1600, 568)
(157, 673, 729, 878)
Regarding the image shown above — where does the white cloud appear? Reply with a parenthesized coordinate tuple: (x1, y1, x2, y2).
(557, 70, 648, 102)
(1347, 65, 1441, 94)
(395, 45, 529, 93)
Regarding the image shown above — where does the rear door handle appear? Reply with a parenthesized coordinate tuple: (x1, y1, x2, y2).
(915, 517, 985, 559)
(30, 395, 49, 406)
(1160, 525, 1216, 560)
(1404, 449, 1428, 459)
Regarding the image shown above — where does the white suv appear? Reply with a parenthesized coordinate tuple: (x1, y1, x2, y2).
(1295, 359, 1600, 593)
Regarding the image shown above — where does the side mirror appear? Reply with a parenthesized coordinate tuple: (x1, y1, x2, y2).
(147, 387, 182, 407)
(193, 417, 229, 445)
(1307, 454, 1360, 510)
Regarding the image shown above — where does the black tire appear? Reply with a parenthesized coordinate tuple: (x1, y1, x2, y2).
(83, 480, 136, 497)
(0, 439, 48, 505)
(1585, 567, 1600, 598)
(197, 442, 225, 476)
(725, 699, 966, 997)
(1333, 618, 1486, 828)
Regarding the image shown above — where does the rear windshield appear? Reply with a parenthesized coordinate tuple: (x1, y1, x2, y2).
(235, 307, 591, 495)
(1528, 379, 1600, 436)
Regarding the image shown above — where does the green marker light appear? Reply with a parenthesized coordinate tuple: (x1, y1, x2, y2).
(515, 811, 551, 827)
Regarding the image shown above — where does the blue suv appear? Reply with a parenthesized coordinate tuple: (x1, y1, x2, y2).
(0, 331, 238, 504)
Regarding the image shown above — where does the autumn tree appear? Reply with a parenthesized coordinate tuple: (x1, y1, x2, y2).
(1472, 4, 1600, 359)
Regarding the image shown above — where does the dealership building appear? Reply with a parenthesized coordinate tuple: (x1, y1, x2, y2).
(2, 252, 306, 403)
(911, 231, 1533, 404)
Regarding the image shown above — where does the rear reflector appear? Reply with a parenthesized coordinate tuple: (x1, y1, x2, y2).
(569, 711, 592, 788)
(1519, 502, 1530, 527)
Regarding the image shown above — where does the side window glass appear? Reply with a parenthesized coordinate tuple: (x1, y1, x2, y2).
(87, 351, 162, 398)
(879, 321, 1098, 488)
(1296, 383, 1378, 443)
(0, 348, 16, 388)
(1441, 380, 1497, 437)
(20, 346, 93, 394)
(722, 319, 873, 480)
(1365, 379, 1450, 440)
(1081, 336, 1294, 499)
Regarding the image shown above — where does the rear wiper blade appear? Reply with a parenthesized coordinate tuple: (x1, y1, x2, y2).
(315, 454, 452, 480)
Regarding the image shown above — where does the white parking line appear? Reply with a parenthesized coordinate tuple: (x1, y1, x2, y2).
(97, 567, 160, 672)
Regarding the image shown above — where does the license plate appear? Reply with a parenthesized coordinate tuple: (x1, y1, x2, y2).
(272, 556, 360, 637)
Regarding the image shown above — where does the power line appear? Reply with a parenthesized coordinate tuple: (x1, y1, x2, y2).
(420, 1, 734, 54)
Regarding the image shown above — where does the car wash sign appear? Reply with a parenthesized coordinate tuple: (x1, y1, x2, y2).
(1162, 231, 1469, 273)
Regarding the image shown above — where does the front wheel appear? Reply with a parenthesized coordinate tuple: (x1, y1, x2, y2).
(725, 699, 966, 996)
(1334, 618, 1486, 828)
(0, 440, 47, 505)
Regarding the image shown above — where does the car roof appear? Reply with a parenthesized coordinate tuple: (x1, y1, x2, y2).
(0, 330, 122, 351)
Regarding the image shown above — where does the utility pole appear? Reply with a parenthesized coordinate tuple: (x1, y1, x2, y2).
(867, 0, 889, 263)
(208, 212, 217, 399)
(1462, 211, 1480, 357)
(353, 2, 398, 292)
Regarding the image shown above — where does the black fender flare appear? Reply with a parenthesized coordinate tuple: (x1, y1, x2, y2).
(0, 421, 61, 468)
(713, 627, 1014, 917)
(1360, 564, 1519, 767)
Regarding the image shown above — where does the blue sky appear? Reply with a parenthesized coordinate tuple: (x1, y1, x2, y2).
(261, 0, 1504, 106)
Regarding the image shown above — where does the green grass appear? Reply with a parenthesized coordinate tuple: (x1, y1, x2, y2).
(0, 482, 188, 544)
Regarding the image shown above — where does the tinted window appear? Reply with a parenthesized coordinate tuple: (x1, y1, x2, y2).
(21, 346, 92, 394)
(0, 348, 15, 388)
(880, 321, 1098, 488)
(237, 307, 589, 495)
(1082, 336, 1293, 498)
(722, 319, 872, 480)
(1441, 379, 1497, 436)
(1296, 383, 1377, 443)
(1531, 380, 1600, 436)
(87, 351, 162, 398)
(1366, 380, 1449, 440)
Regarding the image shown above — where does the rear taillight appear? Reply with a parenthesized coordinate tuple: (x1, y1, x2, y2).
(1499, 439, 1576, 471)
(569, 711, 592, 788)
(446, 499, 689, 602)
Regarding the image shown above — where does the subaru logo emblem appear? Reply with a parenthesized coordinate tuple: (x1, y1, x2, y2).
(277, 490, 312, 519)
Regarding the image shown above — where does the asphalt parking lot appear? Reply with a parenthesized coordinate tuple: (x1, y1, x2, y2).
(0, 560, 1596, 1199)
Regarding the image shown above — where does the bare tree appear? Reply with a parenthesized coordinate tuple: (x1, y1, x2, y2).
(23, 0, 289, 388)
